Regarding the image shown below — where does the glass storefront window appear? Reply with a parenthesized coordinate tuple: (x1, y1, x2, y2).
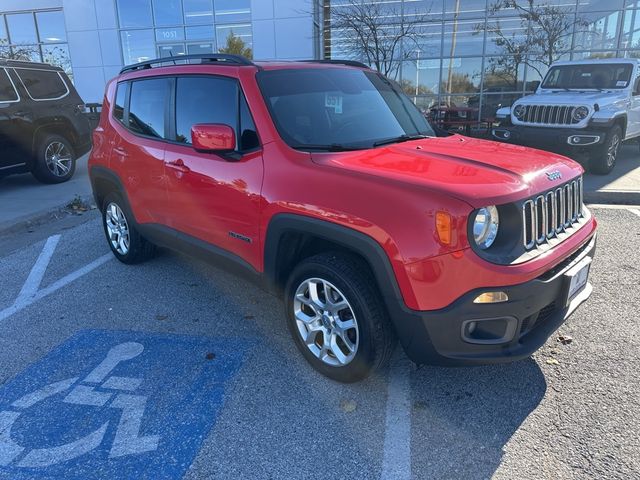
(42, 44, 72, 76)
(153, 0, 184, 27)
(215, 24, 252, 50)
(482, 57, 526, 91)
(407, 24, 443, 58)
(401, 60, 441, 95)
(187, 43, 214, 55)
(578, 0, 624, 12)
(6, 13, 38, 45)
(622, 9, 640, 49)
(186, 25, 214, 41)
(214, 0, 251, 24)
(443, 20, 484, 57)
(158, 43, 186, 58)
(441, 57, 482, 93)
(444, 0, 488, 20)
(0, 15, 8, 43)
(184, 0, 214, 25)
(121, 29, 156, 64)
(117, 0, 153, 28)
(36, 11, 67, 43)
(483, 17, 526, 56)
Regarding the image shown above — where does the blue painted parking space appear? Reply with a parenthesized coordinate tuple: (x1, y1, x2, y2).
(0, 330, 250, 479)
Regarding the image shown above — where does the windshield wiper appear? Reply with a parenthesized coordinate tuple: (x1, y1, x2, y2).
(373, 134, 429, 148)
(289, 143, 365, 152)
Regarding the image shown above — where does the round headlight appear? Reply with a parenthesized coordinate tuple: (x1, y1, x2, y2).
(513, 104, 527, 120)
(473, 206, 499, 250)
(572, 106, 589, 122)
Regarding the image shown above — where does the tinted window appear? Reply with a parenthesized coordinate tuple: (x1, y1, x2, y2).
(257, 68, 434, 149)
(113, 83, 127, 123)
(542, 64, 634, 90)
(0, 69, 18, 102)
(128, 78, 171, 139)
(15, 68, 68, 100)
(175, 76, 238, 145)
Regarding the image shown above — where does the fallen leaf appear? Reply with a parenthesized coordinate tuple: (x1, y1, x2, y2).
(155, 314, 168, 321)
(205, 352, 216, 360)
(558, 335, 573, 345)
(340, 399, 357, 413)
(546, 358, 560, 365)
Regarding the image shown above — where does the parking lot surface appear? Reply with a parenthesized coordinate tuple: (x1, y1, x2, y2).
(0, 207, 638, 479)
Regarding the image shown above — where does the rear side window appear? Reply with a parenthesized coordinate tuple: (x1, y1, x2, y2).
(15, 68, 68, 100)
(0, 69, 18, 102)
(128, 78, 171, 139)
(113, 82, 127, 123)
(175, 76, 238, 145)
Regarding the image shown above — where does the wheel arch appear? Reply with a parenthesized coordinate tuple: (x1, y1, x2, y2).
(31, 119, 80, 156)
(264, 213, 418, 344)
(89, 166, 134, 215)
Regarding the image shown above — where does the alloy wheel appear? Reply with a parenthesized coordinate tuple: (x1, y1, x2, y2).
(105, 202, 130, 255)
(607, 134, 620, 168)
(45, 141, 73, 177)
(293, 278, 359, 367)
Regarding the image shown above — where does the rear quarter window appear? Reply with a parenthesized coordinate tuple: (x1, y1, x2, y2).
(0, 69, 18, 102)
(15, 68, 69, 100)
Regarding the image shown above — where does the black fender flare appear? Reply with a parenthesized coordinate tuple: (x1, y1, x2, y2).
(263, 213, 426, 349)
(89, 165, 132, 213)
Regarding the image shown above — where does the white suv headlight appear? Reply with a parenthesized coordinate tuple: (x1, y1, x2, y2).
(513, 104, 527, 120)
(572, 106, 589, 122)
(473, 206, 499, 249)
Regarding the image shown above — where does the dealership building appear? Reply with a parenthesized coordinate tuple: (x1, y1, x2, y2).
(1, 0, 639, 120)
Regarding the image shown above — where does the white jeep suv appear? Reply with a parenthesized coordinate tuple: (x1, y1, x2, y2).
(492, 58, 640, 174)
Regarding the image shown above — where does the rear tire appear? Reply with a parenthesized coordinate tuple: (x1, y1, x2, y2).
(31, 134, 76, 184)
(589, 125, 622, 175)
(101, 192, 156, 264)
(284, 251, 396, 383)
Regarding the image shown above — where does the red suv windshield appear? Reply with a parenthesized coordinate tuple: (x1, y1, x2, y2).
(257, 68, 435, 151)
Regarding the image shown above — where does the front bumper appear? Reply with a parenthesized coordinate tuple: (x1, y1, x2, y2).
(492, 125, 606, 152)
(399, 234, 596, 366)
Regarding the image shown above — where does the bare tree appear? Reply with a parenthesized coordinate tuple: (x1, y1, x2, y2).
(326, 1, 432, 79)
(0, 41, 40, 62)
(478, 0, 588, 81)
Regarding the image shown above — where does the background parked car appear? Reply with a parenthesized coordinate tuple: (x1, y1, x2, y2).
(0, 59, 92, 184)
(492, 58, 640, 175)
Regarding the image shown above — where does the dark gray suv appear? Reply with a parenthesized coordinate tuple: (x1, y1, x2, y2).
(0, 59, 92, 184)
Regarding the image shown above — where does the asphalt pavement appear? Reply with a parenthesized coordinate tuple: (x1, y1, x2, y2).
(0, 206, 638, 479)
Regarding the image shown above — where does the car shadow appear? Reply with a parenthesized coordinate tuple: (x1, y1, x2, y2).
(581, 143, 639, 191)
(410, 358, 547, 479)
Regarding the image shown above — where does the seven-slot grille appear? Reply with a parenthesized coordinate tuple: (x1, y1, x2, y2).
(516, 105, 583, 126)
(522, 177, 583, 251)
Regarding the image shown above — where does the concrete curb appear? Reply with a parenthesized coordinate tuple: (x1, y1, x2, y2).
(584, 190, 640, 206)
(0, 194, 95, 237)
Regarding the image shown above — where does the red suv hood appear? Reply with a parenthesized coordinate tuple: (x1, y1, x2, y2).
(312, 135, 583, 208)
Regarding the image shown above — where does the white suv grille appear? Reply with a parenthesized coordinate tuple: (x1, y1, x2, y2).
(522, 177, 584, 251)
(517, 105, 582, 126)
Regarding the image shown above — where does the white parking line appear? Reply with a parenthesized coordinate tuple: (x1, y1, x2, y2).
(381, 356, 412, 480)
(0, 234, 112, 323)
(14, 235, 60, 309)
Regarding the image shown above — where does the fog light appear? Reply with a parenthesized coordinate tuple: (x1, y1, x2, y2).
(473, 291, 509, 304)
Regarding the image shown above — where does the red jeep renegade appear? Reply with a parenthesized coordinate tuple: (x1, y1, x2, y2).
(89, 54, 597, 382)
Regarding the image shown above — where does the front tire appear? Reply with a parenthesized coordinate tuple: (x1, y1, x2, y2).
(101, 192, 156, 264)
(284, 252, 396, 383)
(31, 134, 77, 184)
(589, 125, 622, 175)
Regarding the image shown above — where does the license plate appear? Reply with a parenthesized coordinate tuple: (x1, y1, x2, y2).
(565, 257, 592, 305)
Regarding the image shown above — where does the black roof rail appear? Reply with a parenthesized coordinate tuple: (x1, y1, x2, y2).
(299, 59, 371, 69)
(119, 54, 256, 74)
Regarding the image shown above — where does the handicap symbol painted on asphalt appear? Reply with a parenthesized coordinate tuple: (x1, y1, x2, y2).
(0, 330, 249, 479)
